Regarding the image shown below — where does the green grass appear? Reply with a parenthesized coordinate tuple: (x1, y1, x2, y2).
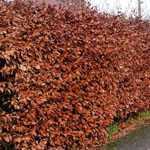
(138, 111, 150, 120)
(107, 111, 150, 141)
(107, 122, 119, 141)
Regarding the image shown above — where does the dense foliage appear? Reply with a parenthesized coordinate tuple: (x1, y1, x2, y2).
(0, 0, 150, 149)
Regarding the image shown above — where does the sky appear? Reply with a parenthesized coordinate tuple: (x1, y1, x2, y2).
(88, 0, 150, 18)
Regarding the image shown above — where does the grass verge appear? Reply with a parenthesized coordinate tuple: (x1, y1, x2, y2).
(107, 110, 150, 142)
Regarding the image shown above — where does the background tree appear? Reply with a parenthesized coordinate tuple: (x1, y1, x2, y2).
(138, 0, 143, 18)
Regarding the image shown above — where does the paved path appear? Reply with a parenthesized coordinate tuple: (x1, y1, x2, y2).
(105, 126, 150, 150)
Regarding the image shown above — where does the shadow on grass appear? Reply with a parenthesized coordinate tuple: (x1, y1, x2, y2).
(0, 141, 15, 150)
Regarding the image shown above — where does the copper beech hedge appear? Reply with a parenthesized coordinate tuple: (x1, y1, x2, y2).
(0, 0, 150, 149)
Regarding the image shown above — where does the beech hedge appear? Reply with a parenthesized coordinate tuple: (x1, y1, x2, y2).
(0, 0, 150, 149)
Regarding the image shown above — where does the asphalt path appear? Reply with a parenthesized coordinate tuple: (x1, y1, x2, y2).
(105, 126, 150, 150)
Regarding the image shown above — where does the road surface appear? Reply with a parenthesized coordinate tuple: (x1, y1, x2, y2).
(105, 125, 150, 150)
